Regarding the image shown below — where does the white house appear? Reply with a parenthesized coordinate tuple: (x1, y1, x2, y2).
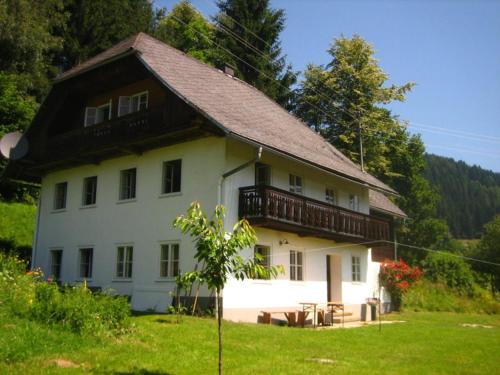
(5, 33, 406, 323)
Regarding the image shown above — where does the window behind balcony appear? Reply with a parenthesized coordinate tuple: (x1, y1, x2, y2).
(325, 187, 337, 205)
(255, 163, 270, 185)
(289, 174, 303, 194)
(119, 168, 136, 200)
(349, 194, 360, 211)
(118, 91, 149, 117)
(85, 100, 112, 126)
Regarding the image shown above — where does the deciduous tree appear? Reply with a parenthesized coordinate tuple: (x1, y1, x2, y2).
(174, 202, 282, 375)
(155, 0, 218, 64)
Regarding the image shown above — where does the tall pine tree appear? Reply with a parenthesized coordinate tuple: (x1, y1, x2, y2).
(214, 0, 297, 108)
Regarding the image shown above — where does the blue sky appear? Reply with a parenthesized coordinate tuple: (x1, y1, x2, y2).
(158, 0, 500, 172)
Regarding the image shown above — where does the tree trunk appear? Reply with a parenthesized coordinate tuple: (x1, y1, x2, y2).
(216, 288, 222, 375)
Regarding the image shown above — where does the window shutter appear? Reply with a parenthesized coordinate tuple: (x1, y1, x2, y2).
(118, 96, 131, 117)
(84, 107, 97, 127)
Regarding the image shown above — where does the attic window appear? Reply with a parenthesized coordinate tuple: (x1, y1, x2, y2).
(118, 91, 148, 117)
(84, 100, 112, 127)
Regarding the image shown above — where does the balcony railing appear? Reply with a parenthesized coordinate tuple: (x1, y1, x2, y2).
(239, 185, 391, 242)
(47, 106, 169, 158)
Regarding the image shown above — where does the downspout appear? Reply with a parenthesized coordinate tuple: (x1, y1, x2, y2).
(217, 146, 263, 207)
(31, 195, 42, 270)
(214, 146, 263, 318)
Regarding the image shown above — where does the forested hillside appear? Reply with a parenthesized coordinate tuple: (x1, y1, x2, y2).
(424, 154, 500, 238)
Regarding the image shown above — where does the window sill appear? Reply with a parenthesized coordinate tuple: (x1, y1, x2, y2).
(112, 278, 133, 282)
(76, 278, 93, 282)
(251, 279, 273, 285)
(51, 209, 67, 214)
(351, 281, 363, 285)
(116, 199, 137, 205)
(158, 192, 182, 199)
(80, 204, 97, 210)
(155, 278, 176, 283)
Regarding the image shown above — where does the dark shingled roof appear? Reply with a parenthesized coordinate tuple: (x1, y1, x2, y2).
(57, 33, 397, 195)
(369, 190, 407, 218)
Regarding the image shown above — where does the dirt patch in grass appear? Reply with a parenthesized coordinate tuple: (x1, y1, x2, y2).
(48, 359, 80, 368)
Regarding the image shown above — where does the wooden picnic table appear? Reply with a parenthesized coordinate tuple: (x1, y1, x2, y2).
(299, 302, 319, 328)
(326, 301, 345, 327)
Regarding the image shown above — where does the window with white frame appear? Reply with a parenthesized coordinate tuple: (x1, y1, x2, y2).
(352, 256, 361, 282)
(254, 245, 271, 279)
(54, 182, 67, 210)
(116, 246, 133, 278)
(162, 159, 182, 194)
(84, 100, 112, 126)
(82, 176, 97, 206)
(79, 248, 93, 279)
(290, 250, 303, 281)
(349, 194, 360, 211)
(160, 243, 180, 278)
(255, 163, 271, 185)
(289, 174, 303, 194)
(119, 168, 136, 200)
(325, 187, 337, 205)
(118, 91, 148, 117)
(50, 249, 63, 280)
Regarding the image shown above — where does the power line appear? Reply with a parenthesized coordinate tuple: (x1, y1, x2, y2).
(170, 5, 500, 162)
(260, 239, 500, 267)
(426, 144, 500, 158)
(407, 123, 500, 145)
(201, 1, 500, 150)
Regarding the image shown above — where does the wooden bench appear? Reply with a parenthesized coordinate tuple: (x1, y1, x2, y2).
(261, 310, 309, 327)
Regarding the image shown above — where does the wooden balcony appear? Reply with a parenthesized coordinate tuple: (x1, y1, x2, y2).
(30, 106, 215, 173)
(239, 185, 391, 243)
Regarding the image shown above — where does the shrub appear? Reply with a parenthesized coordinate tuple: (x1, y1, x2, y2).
(421, 252, 474, 295)
(403, 279, 500, 314)
(31, 281, 131, 335)
(379, 259, 422, 310)
(0, 253, 131, 336)
(0, 253, 35, 317)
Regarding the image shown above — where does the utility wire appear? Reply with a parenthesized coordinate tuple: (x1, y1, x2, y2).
(260, 239, 500, 267)
(197, 1, 500, 150)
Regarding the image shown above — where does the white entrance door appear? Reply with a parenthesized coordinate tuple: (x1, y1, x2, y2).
(327, 254, 342, 302)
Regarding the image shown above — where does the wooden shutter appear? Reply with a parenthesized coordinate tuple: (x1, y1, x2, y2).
(118, 96, 131, 117)
(84, 107, 97, 127)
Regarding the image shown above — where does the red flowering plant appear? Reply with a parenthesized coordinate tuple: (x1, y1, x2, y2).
(379, 259, 422, 311)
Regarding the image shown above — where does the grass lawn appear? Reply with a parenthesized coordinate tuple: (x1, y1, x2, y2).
(1, 311, 499, 374)
(0, 202, 36, 248)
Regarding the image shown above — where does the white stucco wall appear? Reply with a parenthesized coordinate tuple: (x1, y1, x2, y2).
(220, 139, 385, 322)
(33, 135, 387, 318)
(34, 136, 226, 311)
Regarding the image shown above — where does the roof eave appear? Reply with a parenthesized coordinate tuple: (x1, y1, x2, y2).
(228, 133, 399, 196)
(53, 48, 137, 84)
(371, 206, 408, 219)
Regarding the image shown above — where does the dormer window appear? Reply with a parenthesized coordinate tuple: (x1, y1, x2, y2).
(118, 91, 148, 117)
(84, 100, 112, 127)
